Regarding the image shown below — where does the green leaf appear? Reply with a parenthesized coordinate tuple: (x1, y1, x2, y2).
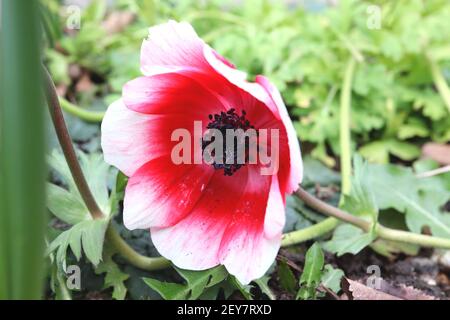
(142, 278, 186, 300)
(95, 245, 130, 300)
(47, 149, 112, 219)
(46, 183, 90, 225)
(277, 259, 297, 294)
(320, 264, 344, 294)
(254, 276, 276, 300)
(143, 266, 228, 300)
(324, 156, 378, 256)
(47, 219, 109, 267)
(46, 150, 114, 267)
(368, 162, 450, 238)
(323, 224, 374, 256)
(359, 140, 420, 164)
(297, 243, 324, 300)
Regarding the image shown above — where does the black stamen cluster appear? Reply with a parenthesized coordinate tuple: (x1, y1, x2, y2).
(202, 108, 255, 176)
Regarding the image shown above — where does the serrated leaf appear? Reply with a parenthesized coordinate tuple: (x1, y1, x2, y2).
(320, 264, 344, 294)
(297, 243, 324, 300)
(47, 219, 109, 267)
(325, 156, 378, 256)
(323, 224, 374, 256)
(95, 245, 130, 300)
(368, 162, 450, 238)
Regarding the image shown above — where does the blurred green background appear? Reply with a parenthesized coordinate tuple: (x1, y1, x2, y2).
(43, 0, 450, 167)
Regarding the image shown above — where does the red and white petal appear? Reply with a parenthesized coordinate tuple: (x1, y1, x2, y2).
(203, 46, 273, 109)
(140, 20, 211, 76)
(101, 99, 170, 176)
(123, 156, 214, 229)
(122, 73, 225, 116)
(150, 169, 262, 270)
(219, 175, 284, 285)
(102, 99, 205, 177)
(256, 75, 303, 193)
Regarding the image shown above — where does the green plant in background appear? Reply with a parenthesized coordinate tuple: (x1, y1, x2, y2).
(44, 0, 450, 166)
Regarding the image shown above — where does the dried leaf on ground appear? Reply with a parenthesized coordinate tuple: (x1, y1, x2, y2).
(341, 278, 436, 300)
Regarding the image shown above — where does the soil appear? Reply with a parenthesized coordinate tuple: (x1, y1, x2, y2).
(271, 245, 450, 300)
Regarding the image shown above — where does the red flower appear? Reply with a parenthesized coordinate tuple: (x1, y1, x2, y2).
(101, 21, 302, 284)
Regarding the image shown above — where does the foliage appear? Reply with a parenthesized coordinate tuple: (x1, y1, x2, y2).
(44, 0, 450, 167)
(143, 266, 231, 300)
(296, 243, 324, 300)
(46, 149, 115, 270)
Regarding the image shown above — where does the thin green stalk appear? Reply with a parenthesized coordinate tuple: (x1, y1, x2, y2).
(106, 226, 171, 271)
(281, 218, 338, 247)
(294, 187, 450, 249)
(377, 225, 450, 249)
(1, 0, 47, 299)
(59, 97, 105, 122)
(339, 58, 356, 198)
(427, 53, 450, 114)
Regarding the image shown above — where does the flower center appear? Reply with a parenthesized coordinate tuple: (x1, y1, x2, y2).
(202, 108, 255, 176)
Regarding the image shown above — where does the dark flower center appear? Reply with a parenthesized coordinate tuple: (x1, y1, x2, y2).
(202, 108, 255, 176)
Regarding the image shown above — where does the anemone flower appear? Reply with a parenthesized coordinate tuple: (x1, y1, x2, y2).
(101, 20, 302, 284)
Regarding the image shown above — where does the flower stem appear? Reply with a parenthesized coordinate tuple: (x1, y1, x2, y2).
(281, 217, 338, 247)
(42, 65, 104, 220)
(296, 188, 370, 231)
(294, 186, 450, 249)
(339, 58, 356, 198)
(427, 52, 450, 114)
(59, 97, 105, 122)
(106, 226, 170, 270)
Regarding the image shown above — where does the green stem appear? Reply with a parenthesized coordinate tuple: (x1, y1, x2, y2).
(281, 218, 338, 247)
(59, 97, 105, 122)
(106, 226, 171, 271)
(55, 269, 72, 300)
(339, 58, 356, 198)
(294, 187, 450, 249)
(377, 225, 450, 249)
(427, 53, 450, 114)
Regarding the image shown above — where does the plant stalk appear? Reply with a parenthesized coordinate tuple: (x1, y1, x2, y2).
(59, 97, 105, 122)
(42, 66, 104, 220)
(293, 187, 450, 249)
(339, 58, 356, 198)
(281, 218, 339, 247)
(427, 53, 450, 114)
(106, 226, 171, 271)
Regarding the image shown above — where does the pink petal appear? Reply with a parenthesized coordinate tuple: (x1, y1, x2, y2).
(256, 75, 303, 193)
(123, 155, 214, 229)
